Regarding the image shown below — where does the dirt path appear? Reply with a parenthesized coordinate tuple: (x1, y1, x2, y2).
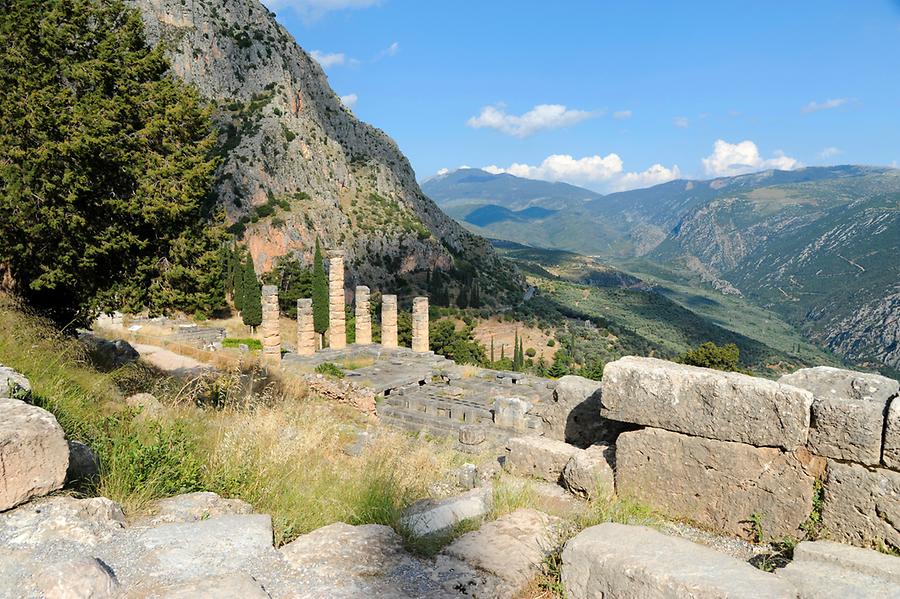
(133, 343, 211, 377)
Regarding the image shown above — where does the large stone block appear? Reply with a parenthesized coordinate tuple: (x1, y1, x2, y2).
(779, 366, 898, 464)
(562, 444, 615, 500)
(538, 375, 633, 447)
(777, 540, 900, 598)
(504, 436, 581, 484)
(0, 398, 69, 511)
(884, 398, 900, 470)
(821, 460, 900, 549)
(616, 427, 823, 539)
(602, 356, 813, 449)
(561, 523, 797, 599)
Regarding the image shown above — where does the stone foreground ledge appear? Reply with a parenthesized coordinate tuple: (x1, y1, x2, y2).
(615, 427, 823, 539)
(562, 522, 797, 599)
(602, 356, 813, 449)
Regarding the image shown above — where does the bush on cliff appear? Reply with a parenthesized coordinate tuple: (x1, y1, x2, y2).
(0, 0, 226, 324)
(678, 341, 745, 372)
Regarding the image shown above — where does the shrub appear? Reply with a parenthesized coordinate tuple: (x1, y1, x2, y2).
(315, 362, 344, 378)
(678, 342, 744, 372)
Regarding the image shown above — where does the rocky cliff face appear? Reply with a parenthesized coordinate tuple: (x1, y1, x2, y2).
(128, 0, 521, 303)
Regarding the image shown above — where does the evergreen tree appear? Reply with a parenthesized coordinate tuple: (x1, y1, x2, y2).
(469, 281, 481, 309)
(312, 238, 329, 337)
(241, 257, 262, 330)
(0, 0, 223, 324)
(548, 355, 569, 378)
(490, 336, 495, 363)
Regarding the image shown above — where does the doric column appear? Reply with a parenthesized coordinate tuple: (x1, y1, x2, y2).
(355, 286, 372, 345)
(327, 250, 346, 350)
(296, 298, 316, 356)
(411, 296, 429, 352)
(381, 294, 398, 348)
(261, 285, 281, 366)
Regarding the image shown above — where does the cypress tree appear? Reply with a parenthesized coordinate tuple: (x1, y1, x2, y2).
(490, 336, 495, 363)
(241, 258, 262, 331)
(312, 238, 329, 336)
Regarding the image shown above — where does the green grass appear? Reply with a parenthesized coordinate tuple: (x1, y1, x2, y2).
(314, 362, 345, 378)
(222, 337, 262, 350)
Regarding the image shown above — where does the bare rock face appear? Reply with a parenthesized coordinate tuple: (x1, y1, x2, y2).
(127, 0, 522, 304)
(0, 398, 69, 511)
(821, 460, 900, 550)
(779, 366, 899, 464)
(615, 427, 823, 539)
(134, 491, 254, 527)
(0, 496, 125, 548)
(562, 444, 615, 500)
(602, 356, 813, 449)
(504, 436, 581, 484)
(561, 523, 798, 599)
(34, 557, 119, 599)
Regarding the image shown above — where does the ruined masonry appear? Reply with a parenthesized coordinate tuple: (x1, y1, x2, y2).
(411, 296, 429, 353)
(296, 299, 315, 356)
(355, 286, 372, 345)
(327, 251, 346, 350)
(381, 295, 398, 349)
(260, 285, 281, 367)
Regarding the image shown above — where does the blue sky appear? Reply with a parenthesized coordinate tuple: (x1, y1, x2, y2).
(262, 0, 900, 192)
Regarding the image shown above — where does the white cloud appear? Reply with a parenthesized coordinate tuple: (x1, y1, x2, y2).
(482, 153, 680, 192)
(802, 98, 850, 113)
(310, 50, 346, 68)
(435, 168, 450, 176)
(701, 139, 800, 177)
(673, 116, 689, 128)
(818, 146, 842, 159)
(467, 104, 594, 138)
(374, 41, 399, 60)
(262, 0, 380, 20)
(339, 93, 358, 108)
(613, 110, 632, 120)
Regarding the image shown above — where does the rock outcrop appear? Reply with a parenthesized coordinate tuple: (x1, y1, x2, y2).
(127, 0, 522, 305)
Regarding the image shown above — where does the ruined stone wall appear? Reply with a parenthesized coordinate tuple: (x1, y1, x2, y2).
(601, 357, 900, 549)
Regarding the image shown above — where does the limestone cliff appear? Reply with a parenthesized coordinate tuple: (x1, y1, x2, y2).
(128, 0, 522, 304)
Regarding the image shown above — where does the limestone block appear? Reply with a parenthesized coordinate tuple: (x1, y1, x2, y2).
(821, 460, 900, 549)
(602, 356, 813, 449)
(400, 487, 491, 537)
(281, 522, 407, 577)
(458, 424, 485, 446)
(296, 298, 316, 356)
(561, 523, 798, 599)
(562, 444, 615, 499)
(381, 294, 398, 348)
(354, 286, 372, 345)
(411, 296, 429, 352)
(504, 436, 581, 484)
(0, 496, 125, 547)
(35, 556, 119, 599)
(792, 540, 900, 583)
(615, 427, 823, 539)
(493, 397, 530, 432)
(779, 366, 898, 464)
(777, 540, 900, 598)
(884, 398, 900, 470)
(0, 398, 69, 511)
(539, 375, 635, 447)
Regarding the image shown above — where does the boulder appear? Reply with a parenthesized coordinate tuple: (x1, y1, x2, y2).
(156, 573, 271, 599)
(615, 427, 823, 539)
(539, 376, 632, 447)
(504, 436, 581, 483)
(821, 460, 900, 549)
(777, 540, 900, 598)
(561, 523, 798, 599)
(400, 487, 491, 537)
(602, 356, 813, 449)
(134, 491, 254, 527)
(779, 366, 898, 464)
(562, 444, 615, 500)
(34, 556, 119, 599)
(280, 522, 407, 577)
(443, 508, 562, 597)
(66, 440, 100, 485)
(884, 398, 900, 470)
(0, 365, 30, 399)
(79, 333, 139, 369)
(0, 496, 125, 547)
(0, 397, 70, 511)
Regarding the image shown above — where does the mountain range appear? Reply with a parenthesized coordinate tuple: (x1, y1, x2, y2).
(424, 167, 900, 371)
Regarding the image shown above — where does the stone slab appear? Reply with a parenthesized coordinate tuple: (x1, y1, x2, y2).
(562, 443, 615, 500)
(602, 356, 813, 449)
(779, 366, 898, 464)
(561, 522, 797, 599)
(616, 427, 822, 539)
(400, 487, 491, 537)
(821, 460, 900, 550)
(792, 540, 900, 584)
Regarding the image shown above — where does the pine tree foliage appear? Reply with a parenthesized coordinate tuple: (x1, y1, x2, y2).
(0, 0, 225, 324)
(240, 256, 262, 329)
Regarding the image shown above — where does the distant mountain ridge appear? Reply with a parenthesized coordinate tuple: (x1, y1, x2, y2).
(424, 166, 900, 371)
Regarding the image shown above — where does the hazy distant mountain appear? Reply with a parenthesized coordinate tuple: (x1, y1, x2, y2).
(425, 166, 900, 371)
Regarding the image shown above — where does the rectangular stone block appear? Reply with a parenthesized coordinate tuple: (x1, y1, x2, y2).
(602, 356, 813, 449)
(616, 427, 823, 539)
(504, 436, 581, 484)
(779, 366, 898, 465)
(493, 397, 529, 432)
(884, 398, 900, 470)
(821, 460, 900, 550)
(562, 523, 797, 599)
